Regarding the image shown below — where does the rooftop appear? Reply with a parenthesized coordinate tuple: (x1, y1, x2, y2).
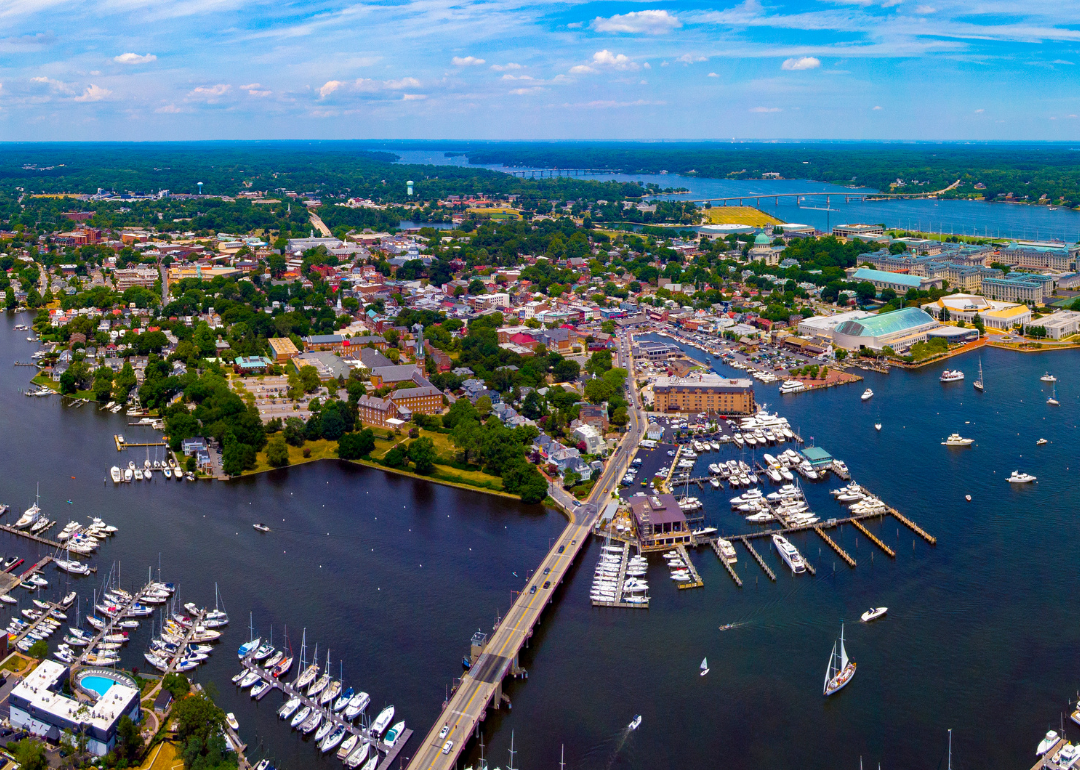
(850, 268, 924, 288)
(834, 307, 937, 338)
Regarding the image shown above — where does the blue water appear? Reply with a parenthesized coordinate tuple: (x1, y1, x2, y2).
(392, 148, 1080, 242)
(80, 675, 115, 698)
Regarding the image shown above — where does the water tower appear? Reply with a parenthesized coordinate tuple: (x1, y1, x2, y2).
(407, 180, 413, 197)
(197, 182, 203, 195)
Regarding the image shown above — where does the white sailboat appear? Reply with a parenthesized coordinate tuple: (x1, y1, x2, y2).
(974, 359, 984, 392)
(699, 657, 709, 676)
(1048, 384, 1059, 406)
(823, 623, 856, 696)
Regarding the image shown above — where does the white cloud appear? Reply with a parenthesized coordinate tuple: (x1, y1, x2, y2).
(591, 10, 681, 35)
(1053, 59, 1074, 65)
(155, 104, 183, 114)
(573, 50, 639, 73)
(782, 56, 821, 70)
(913, 4, 935, 12)
(872, 105, 882, 109)
(643, 62, 651, 69)
(384, 77, 421, 89)
(490, 63, 523, 71)
(501, 74, 534, 81)
(708, 72, 719, 77)
(750, 106, 781, 112)
(974, 108, 984, 113)
(402, 93, 426, 100)
(678, 54, 707, 64)
(74, 84, 111, 102)
(31, 76, 71, 93)
(510, 86, 545, 95)
(113, 52, 156, 64)
(188, 84, 231, 100)
(241, 83, 271, 97)
(319, 80, 343, 98)
(567, 21, 583, 28)
(451, 56, 485, 66)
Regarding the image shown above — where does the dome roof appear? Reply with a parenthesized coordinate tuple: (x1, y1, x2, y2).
(754, 233, 770, 244)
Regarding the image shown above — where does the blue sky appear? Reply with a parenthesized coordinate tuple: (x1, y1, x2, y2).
(2, 0, 1080, 140)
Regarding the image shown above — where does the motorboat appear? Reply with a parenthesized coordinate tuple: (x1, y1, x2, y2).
(940, 369, 964, 382)
(1038, 730, 1060, 756)
(250, 681, 271, 699)
(344, 691, 371, 720)
(823, 623, 856, 696)
(1041, 372, 1057, 383)
(1008, 471, 1036, 484)
(238, 637, 261, 658)
(345, 743, 371, 768)
(772, 534, 806, 574)
(629, 714, 642, 730)
(941, 433, 973, 447)
(226, 713, 239, 731)
(383, 720, 405, 748)
(861, 389, 873, 401)
(110, 466, 122, 483)
(371, 705, 395, 736)
(1037, 438, 1048, 446)
(253, 523, 271, 533)
(874, 423, 881, 431)
(860, 607, 888, 623)
(337, 734, 360, 761)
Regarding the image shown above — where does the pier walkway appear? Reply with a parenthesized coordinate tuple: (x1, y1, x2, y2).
(76, 581, 155, 665)
(674, 545, 703, 589)
(236, 653, 412, 768)
(710, 540, 742, 587)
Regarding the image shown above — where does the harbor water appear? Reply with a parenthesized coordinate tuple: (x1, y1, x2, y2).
(6, 309, 1080, 769)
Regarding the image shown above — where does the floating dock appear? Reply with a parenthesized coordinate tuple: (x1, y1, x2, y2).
(235, 653, 411, 768)
(888, 507, 937, 545)
(114, 435, 167, 451)
(674, 545, 703, 589)
(814, 526, 856, 568)
(740, 538, 776, 581)
(710, 540, 742, 587)
(591, 542, 648, 609)
(851, 520, 896, 558)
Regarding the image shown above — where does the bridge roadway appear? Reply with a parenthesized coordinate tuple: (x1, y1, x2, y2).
(407, 332, 644, 770)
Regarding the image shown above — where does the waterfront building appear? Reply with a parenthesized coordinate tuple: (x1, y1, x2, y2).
(635, 341, 682, 361)
(831, 307, 940, 352)
(652, 374, 756, 415)
(798, 310, 874, 339)
(9, 661, 140, 757)
(629, 493, 690, 550)
(1038, 310, 1080, 339)
(846, 267, 944, 293)
(920, 294, 1031, 330)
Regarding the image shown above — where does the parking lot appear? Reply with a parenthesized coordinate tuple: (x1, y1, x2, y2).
(233, 374, 329, 422)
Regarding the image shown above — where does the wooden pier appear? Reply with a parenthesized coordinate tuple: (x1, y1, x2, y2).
(77, 580, 158, 665)
(851, 520, 896, 558)
(889, 507, 937, 545)
(114, 435, 167, 451)
(591, 541, 648, 609)
(236, 652, 411, 768)
(1030, 738, 1067, 770)
(739, 538, 776, 581)
(674, 545, 703, 589)
(710, 540, 742, 587)
(0, 523, 78, 554)
(814, 526, 856, 567)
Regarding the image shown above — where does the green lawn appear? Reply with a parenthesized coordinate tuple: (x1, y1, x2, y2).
(247, 431, 508, 493)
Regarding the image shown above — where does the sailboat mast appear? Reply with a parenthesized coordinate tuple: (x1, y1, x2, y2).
(948, 728, 952, 770)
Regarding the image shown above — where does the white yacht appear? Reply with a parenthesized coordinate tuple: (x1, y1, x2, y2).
(779, 380, 806, 395)
(772, 534, 806, 574)
(1041, 372, 1057, 383)
(941, 433, 973, 447)
(940, 369, 964, 382)
(861, 388, 873, 401)
(1037, 730, 1060, 756)
(110, 466, 122, 483)
(1008, 471, 1036, 484)
(860, 607, 888, 623)
(371, 705, 395, 736)
(716, 538, 737, 562)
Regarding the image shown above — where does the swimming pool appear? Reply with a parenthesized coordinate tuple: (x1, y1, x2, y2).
(79, 675, 116, 698)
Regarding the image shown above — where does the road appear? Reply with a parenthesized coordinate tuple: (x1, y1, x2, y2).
(309, 210, 333, 237)
(405, 332, 645, 770)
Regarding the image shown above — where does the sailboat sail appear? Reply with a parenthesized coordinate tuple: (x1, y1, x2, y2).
(824, 642, 836, 691)
(839, 637, 849, 670)
(700, 657, 708, 671)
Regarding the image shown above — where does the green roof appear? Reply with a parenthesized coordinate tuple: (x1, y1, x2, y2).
(834, 307, 937, 338)
(851, 268, 923, 288)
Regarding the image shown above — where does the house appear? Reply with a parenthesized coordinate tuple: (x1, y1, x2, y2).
(572, 424, 606, 455)
(577, 403, 609, 432)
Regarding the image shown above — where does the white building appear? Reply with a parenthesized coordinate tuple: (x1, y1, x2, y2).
(1038, 310, 1080, 340)
(572, 424, 606, 455)
(9, 661, 141, 756)
(797, 310, 874, 340)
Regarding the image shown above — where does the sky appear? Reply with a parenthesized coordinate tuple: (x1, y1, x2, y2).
(2, 0, 1080, 141)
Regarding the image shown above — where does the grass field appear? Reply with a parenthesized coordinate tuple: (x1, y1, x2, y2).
(703, 206, 782, 226)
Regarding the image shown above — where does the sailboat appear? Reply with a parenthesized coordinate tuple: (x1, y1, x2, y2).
(823, 623, 856, 696)
(1048, 384, 1059, 406)
(974, 359, 984, 392)
(699, 657, 709, 676)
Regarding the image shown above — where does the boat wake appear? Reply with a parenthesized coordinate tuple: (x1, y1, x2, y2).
(574, 725, 640, 770)
(718, 621, 749, 632)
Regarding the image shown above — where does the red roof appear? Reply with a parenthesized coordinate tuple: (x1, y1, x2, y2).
(509, 333, 535, 345)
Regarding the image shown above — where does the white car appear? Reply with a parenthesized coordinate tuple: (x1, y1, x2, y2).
(438, 725, 449, 739)
(442, 740, 454, 755)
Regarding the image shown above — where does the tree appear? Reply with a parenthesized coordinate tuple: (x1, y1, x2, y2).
(854, 281, 877, 305)
(266, 434, 290, 467)
(407, 437, 438, 474)
(835, 349, 848, 361)
(320, 405, 346, 440)
(11, 739, 47, 770)
(113, 362, 137, 403)
(59, 369, 78, 395)
(299, 365, 321, 393)
(383, 444, 408, 468)
(283, 417, 306, 447)
(28, 639, 48, 658)
(552, 359, 580, 382)
(338, 428, 376, 459)
(161, 672, 191, 699)
(502, 460, 548, 504)
(585, 349, 612, 375)
(116, 714, 144, 763)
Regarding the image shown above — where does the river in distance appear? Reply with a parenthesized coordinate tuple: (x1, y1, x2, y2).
(6, 312, 1080, 769)
(393, 148, 1080, 243)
